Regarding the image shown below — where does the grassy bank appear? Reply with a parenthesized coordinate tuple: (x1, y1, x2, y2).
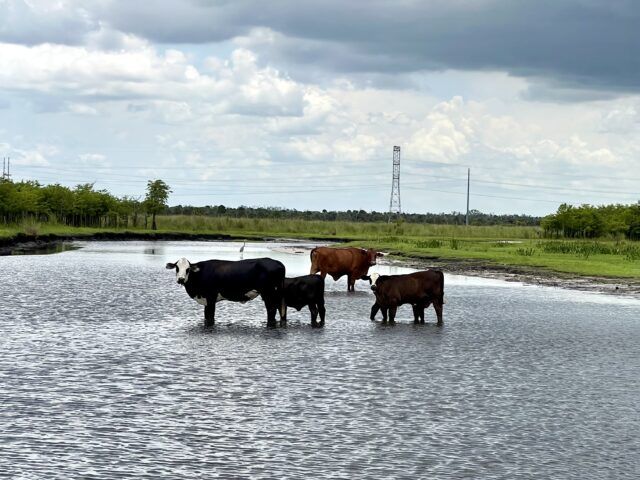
(2, 215, 639, 279)
(350, 237, 640, 278)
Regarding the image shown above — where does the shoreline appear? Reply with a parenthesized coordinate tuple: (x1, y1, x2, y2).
(0, 231, 348, 256)
(3, 232, 640, 299)
(385, 255, 640, 299)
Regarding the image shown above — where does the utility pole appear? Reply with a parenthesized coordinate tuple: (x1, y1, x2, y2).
(465, 167, 470, 226)
(388, 146, 401, 222)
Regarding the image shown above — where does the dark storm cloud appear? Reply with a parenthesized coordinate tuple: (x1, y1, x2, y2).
(4, 0, 639, 95)
(97, 0, 640, 95)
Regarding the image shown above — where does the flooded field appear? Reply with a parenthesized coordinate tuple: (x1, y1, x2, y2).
(1, 241, 639, 479)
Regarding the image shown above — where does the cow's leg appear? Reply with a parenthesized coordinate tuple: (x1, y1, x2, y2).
(420, 302, 430, 323)
(279, 298, 287, 327)
(433, 298, 444, 326)
(412, 304, 421, 324)
(370, 302, 380, 321)
(347, 275, 355, 292)
(309, 304, 319, 328)
(318, 301, 326, 327)
(264, 299, 278, 328)
(380, 307, 388, 323)
(388, 306, 397, 324)
(204, 300, 216, 327)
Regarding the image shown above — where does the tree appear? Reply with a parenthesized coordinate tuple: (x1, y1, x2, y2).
(144, 179, 171, 230)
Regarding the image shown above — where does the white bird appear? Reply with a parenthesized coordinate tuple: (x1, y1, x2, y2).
(239, 241, 246, 253)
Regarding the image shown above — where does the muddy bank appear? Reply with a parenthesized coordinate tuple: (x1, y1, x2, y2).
(385, 256, 640, 299)
(268, 244, 640, 298)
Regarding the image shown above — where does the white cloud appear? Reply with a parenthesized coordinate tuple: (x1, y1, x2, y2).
(0, 42, 305, 118)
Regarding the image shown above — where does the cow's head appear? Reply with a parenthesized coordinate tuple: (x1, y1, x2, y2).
(165, 257, 199, 285)
(365, 249, 384, 266)
(368, 272, 384, 291)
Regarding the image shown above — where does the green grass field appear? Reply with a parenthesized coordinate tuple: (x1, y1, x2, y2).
(2, 215, 639, 278)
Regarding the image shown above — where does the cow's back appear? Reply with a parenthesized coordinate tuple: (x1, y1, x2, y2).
(191, 257, 284, 297)
(311, 247, 365, 274)
(375, 270, 443, 306)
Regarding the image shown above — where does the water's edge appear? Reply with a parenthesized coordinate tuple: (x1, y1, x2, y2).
(5, 234, 638, 299)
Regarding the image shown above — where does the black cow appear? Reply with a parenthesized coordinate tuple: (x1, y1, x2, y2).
(281, 275, 326, 328)
(166, 257, 285, 327)
(366, 270, 445, 325)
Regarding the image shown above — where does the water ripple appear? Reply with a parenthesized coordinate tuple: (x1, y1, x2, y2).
(1, 241, 639, 479)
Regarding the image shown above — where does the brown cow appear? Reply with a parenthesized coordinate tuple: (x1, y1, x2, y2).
(366, 270, 444, 325)
(310, 246, 383, 291)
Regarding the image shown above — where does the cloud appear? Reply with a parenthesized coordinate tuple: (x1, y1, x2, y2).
(0, 41, 306, 117)
(3, 1, 639, 97)
(0, 0, 95, 45)
(88, 0, 640, 97)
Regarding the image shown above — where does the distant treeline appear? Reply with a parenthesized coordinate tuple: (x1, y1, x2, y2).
(167, 205, 540, 226)
(0, 180, 144, 228)
(541, 203, 640, 239)
(2, 178, 640, 239)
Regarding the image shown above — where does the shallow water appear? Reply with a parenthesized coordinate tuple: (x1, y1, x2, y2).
(1, 241, 639, 479)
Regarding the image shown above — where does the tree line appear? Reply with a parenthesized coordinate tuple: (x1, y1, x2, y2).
(541, 203, 640, 239)
(167, 205, 541, 226)
(2, 177, 639, 239)
(0, 179, 170, 230)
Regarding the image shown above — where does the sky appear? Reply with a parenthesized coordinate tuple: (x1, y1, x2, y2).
(1, 0, 639, 216)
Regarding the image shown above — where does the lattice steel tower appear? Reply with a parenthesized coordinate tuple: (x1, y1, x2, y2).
(388, 146, 401, 220)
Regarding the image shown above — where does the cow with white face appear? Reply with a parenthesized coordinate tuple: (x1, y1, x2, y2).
(166, 256, 286, 328)
(172, 257, 199, 285)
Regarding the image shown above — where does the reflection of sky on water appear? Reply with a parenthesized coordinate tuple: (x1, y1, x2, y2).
(1, 240, 639, 479)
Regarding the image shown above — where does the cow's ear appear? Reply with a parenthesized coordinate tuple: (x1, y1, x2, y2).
(166, 262, 176, 270)
(191, 264, 200, 273)
(361, 275, 371, 283)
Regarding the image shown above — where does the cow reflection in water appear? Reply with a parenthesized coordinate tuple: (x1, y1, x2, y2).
(166, 257, 286, 328)
(365, 270, 445, 326)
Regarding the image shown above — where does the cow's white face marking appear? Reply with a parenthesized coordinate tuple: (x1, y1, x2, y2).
(370, 273, 380, 288)
(175, 258, 192, 284)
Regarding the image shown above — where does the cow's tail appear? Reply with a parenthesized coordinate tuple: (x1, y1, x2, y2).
(309, 247, 319, 274)
(438, 270, 446, 305)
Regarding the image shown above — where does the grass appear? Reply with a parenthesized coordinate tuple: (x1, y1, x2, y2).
(350, 237, 640, 278)
(1, 215, 639, 278)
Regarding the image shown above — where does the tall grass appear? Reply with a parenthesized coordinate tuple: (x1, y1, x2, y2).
(155, 215, 541, 240)
(538, 240, 640, 260)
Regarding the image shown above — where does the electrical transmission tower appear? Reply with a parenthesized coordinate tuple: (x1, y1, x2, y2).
(388, 146, 401, 221)
(2, 157, 10, 181)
